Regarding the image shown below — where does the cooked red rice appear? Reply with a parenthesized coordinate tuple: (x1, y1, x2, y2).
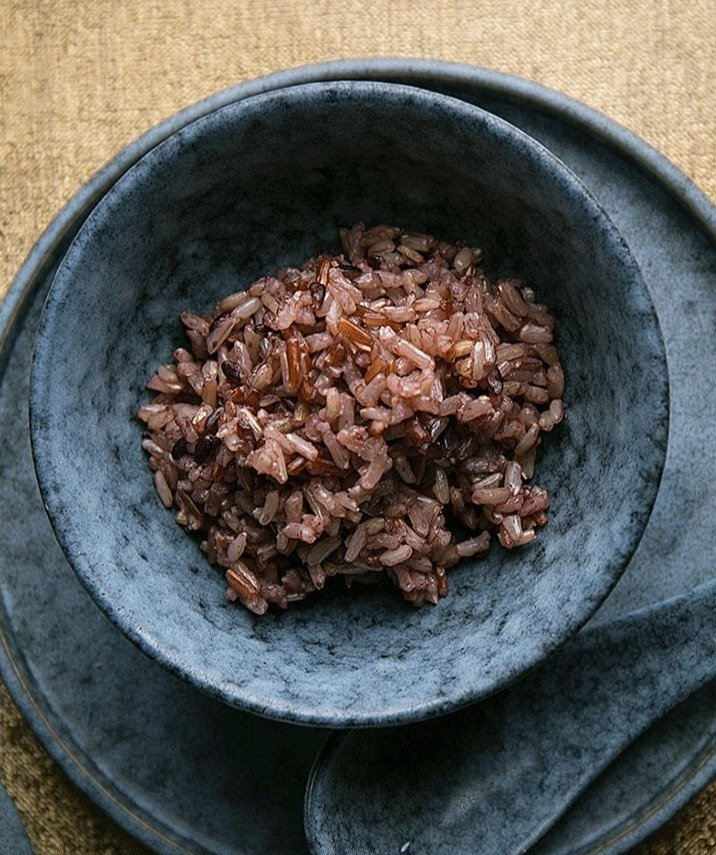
(138, 224, 564, 614)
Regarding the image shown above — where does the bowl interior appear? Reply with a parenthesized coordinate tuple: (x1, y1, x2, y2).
(30, 81, 668, 725)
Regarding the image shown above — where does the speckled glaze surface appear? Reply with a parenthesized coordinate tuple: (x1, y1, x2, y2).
(29, 80, 667, 726)
(0, 61, 713, 855)
(0, 783, 33, 855)
(4, 277, 328, 855)
(305, 580, 716, 855)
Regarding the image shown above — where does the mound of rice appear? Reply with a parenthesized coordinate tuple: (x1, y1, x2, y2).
(139, 224, 565, 614)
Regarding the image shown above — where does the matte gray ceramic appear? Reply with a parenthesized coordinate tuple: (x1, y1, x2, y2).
(305, 579, 716, 855)
(29, 79, 668, 726)
(0, 783, 33, 855)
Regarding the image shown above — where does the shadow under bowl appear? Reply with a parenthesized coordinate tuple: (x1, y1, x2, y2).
(29, 80, 668, 726)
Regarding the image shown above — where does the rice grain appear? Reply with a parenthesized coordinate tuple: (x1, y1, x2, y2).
(139, 224, 565, 611)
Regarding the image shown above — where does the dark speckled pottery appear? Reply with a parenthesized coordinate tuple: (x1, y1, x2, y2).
(0, 783, 33, 855)
(29, 80, 667, 726)
(304, 579, 716, 855)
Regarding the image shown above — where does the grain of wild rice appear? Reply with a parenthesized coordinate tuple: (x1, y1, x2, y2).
(139, 223, 565, 614)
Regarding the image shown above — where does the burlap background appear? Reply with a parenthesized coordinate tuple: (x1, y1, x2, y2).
(1, 2, 714, 853)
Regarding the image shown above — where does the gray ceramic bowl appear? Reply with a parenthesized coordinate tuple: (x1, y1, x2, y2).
(30, 80, 667, 727)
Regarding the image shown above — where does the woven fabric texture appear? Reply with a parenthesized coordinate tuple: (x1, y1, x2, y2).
(1, 1, 714, 853)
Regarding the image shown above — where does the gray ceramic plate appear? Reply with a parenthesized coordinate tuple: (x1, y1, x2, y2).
(0, 783, 33, 855)
(0, 60, 713, 855)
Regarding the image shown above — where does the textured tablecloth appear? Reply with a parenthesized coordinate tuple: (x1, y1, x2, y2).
(1, 2, 714, 853)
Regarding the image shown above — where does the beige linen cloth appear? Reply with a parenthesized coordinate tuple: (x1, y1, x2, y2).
(1, 2, 714, 853)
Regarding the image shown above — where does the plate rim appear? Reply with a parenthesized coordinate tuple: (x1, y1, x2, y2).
(1, 58, 714, 855)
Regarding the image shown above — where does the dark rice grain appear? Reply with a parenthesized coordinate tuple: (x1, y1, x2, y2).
(139, 224, 565, 613)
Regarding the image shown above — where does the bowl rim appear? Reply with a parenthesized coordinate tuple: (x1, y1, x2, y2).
(29, 78, 669, 727)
